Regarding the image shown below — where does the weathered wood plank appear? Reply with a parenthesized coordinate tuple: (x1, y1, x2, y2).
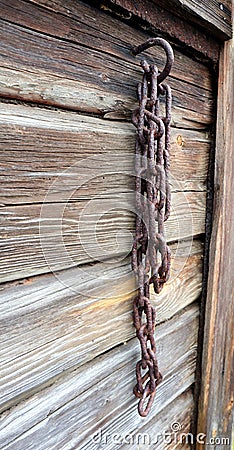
(102, 0, 220, 62)
(117, 390, 194, 450)
(0, 305, 199, 448)
(7, 0, 221, 62)
(0, 241, 202, 413)
(151, 0, 232, 40)
(0, 103, 207, 282)
(0, 190, 205, 282)
(0, 103, 210, 205)
(0, 66, 213, 128)
(0, 0, 214, 91)
(0, 1, 214, 126)
(197, 37, 234, 449)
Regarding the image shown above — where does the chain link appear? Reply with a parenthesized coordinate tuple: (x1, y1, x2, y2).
(131, 38, 174, 417)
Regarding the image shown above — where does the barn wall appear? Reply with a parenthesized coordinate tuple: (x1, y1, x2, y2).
(0, 0, 218, 447)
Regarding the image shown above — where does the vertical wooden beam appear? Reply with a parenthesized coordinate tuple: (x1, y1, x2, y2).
(197, 14, 234, 450)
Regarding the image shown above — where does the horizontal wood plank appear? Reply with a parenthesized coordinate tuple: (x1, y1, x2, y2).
(0, 305, 199, 448)
(0, 0, 214, 91)
(118, 390, 194, 450)
(0, 103, 210, 205)
(0, 106, 207, 281)
(0, 241, 202, 412)
(0, 190, 206, 282)
(0, 1, 214, 126)
(104, 0, 220, 62)
(0, 105, 207, 282)
(0, 0, 215, 444)
(152, 0, 232, 40)
(3, 0, 221, 62)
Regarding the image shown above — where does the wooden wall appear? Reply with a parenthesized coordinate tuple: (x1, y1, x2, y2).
(0, 0, 217, 447)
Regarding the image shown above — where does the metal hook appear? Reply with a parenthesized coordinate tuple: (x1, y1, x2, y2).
(131, 38, 174, 84)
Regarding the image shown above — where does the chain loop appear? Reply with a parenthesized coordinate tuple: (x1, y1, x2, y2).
(131, 38, 174, 417)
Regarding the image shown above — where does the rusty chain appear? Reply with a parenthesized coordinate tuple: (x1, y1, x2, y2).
(131, 38, 174, 417)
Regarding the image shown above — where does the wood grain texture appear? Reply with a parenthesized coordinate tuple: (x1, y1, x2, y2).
(0, 103, 210, 205)
(119, 390, 194, 450)
(0, 104, 207, 282)
(22, 0, 232, 42)
(0, 305, 199, 449)
(2, 391, 194, 450)
(151, 0, 232, 40)
(103, 0, 220, 62)
(0, 0, 214, 440)
(0, 1, 214, 125)
(0, 190, 205, 282)
(197, 36, 234, 448)
(0, 240, 202, 412)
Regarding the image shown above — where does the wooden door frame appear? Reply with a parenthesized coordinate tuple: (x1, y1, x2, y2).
(196, 33, 234, 449)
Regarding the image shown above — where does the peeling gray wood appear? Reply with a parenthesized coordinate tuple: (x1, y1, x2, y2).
(0, 305, 199, 449)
